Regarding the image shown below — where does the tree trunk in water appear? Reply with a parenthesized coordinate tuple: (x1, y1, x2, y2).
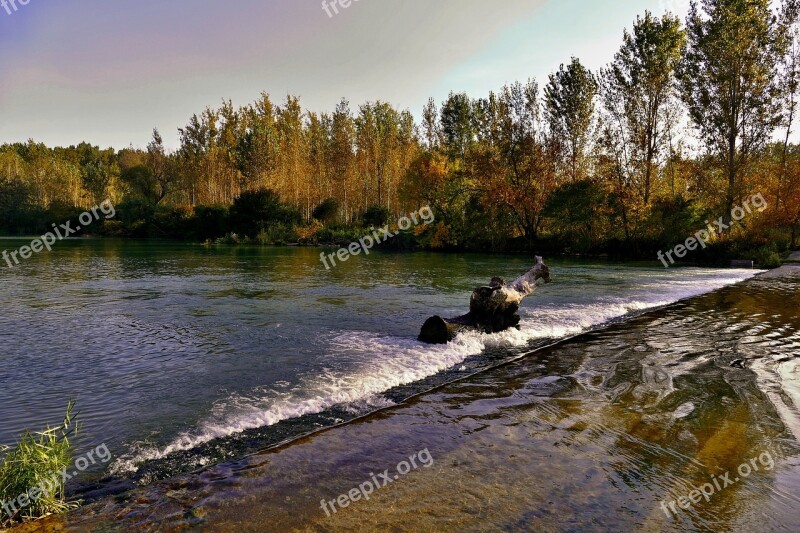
(419, 257, 552, 344)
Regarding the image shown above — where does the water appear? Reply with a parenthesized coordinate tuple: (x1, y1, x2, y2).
(50, 257, 800, 532)
(0, 240, 781, 510)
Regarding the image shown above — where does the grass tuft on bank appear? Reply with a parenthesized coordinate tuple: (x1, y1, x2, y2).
(0, 402, 79, 528)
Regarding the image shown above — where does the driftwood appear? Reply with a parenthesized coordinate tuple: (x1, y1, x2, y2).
(419, 257, 551, 344)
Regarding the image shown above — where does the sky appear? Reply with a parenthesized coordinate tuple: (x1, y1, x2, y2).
(0, 0, 690, 149)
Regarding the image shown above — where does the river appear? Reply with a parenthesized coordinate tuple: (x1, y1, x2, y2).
(1, 239, 797, 530)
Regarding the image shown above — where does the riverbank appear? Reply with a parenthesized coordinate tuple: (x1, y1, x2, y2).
(12, 261, 799, 532)
(2, 233, 791, 272)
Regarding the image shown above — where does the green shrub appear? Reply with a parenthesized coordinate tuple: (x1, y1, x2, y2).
(98, 219, 128, 238)
(543, 180, 610, 252)
(152, 206, 192, 238)
(362, 206, 391, 228)
(254, 224, 298, 245)
(193, 205, 229, 240)
(229, 189, 302, 237)
(751, 245, 783, 269)
(312, 198, 340, 224)
(212, 232, 242, 245)
(0, 403, 79, 527)
(311, 226, 366, 246)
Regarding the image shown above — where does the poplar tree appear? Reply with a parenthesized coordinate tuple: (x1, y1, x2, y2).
(601, 12, 685, 207)
(545, 57, 598, 182)
(678, 0, 798, 213)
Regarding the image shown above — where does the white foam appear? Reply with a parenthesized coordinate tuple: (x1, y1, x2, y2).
(112, 268, 759, 474)
(111, 332, 486, 474)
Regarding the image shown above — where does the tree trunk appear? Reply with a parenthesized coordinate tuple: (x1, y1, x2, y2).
(419, 257, 551, 344)
(726, 127, 737, 226)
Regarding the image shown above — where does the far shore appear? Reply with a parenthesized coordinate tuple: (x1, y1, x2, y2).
(1, 234, 794, 270)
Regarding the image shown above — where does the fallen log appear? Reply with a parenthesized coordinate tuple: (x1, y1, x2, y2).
(419, 256, 551, 344)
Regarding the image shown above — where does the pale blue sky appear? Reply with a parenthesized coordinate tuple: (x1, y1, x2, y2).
(0, 0, 687, 149)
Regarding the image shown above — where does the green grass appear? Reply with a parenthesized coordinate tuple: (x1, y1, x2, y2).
(0, 402, 79, 527)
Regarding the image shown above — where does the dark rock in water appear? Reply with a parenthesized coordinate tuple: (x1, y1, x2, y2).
(419, 316, 455, 345)
(731, 359, 746, 369)
(419, 257, 551, 344)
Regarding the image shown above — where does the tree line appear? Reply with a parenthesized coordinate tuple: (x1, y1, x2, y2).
(2, 0, 799, 264)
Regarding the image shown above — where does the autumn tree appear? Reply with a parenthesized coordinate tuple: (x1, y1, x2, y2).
(678, 0, 799, 215)
(120, 129, 180, 207)
(306, 111, 332, 209)
(601, 12, 685, 207)
(75, 143, 118, 204)
(275, 96, 306, 210)
(778, 28, 800, 210)
(237, 93, 280, 192)
(474, 81, 553, 243)
(328, 99, 356, 221)
(599, 12, 685, 240)
(781, 146, 800, 246)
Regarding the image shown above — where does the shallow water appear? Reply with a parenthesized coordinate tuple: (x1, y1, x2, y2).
(4, 240, 797, 530)
(48, 262, 800, 532)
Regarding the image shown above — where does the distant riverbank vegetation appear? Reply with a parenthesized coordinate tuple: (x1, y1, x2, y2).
(2, 1, 800, 266)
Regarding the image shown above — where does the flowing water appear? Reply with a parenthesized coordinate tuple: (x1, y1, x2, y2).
(1, 239, 798, 531)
